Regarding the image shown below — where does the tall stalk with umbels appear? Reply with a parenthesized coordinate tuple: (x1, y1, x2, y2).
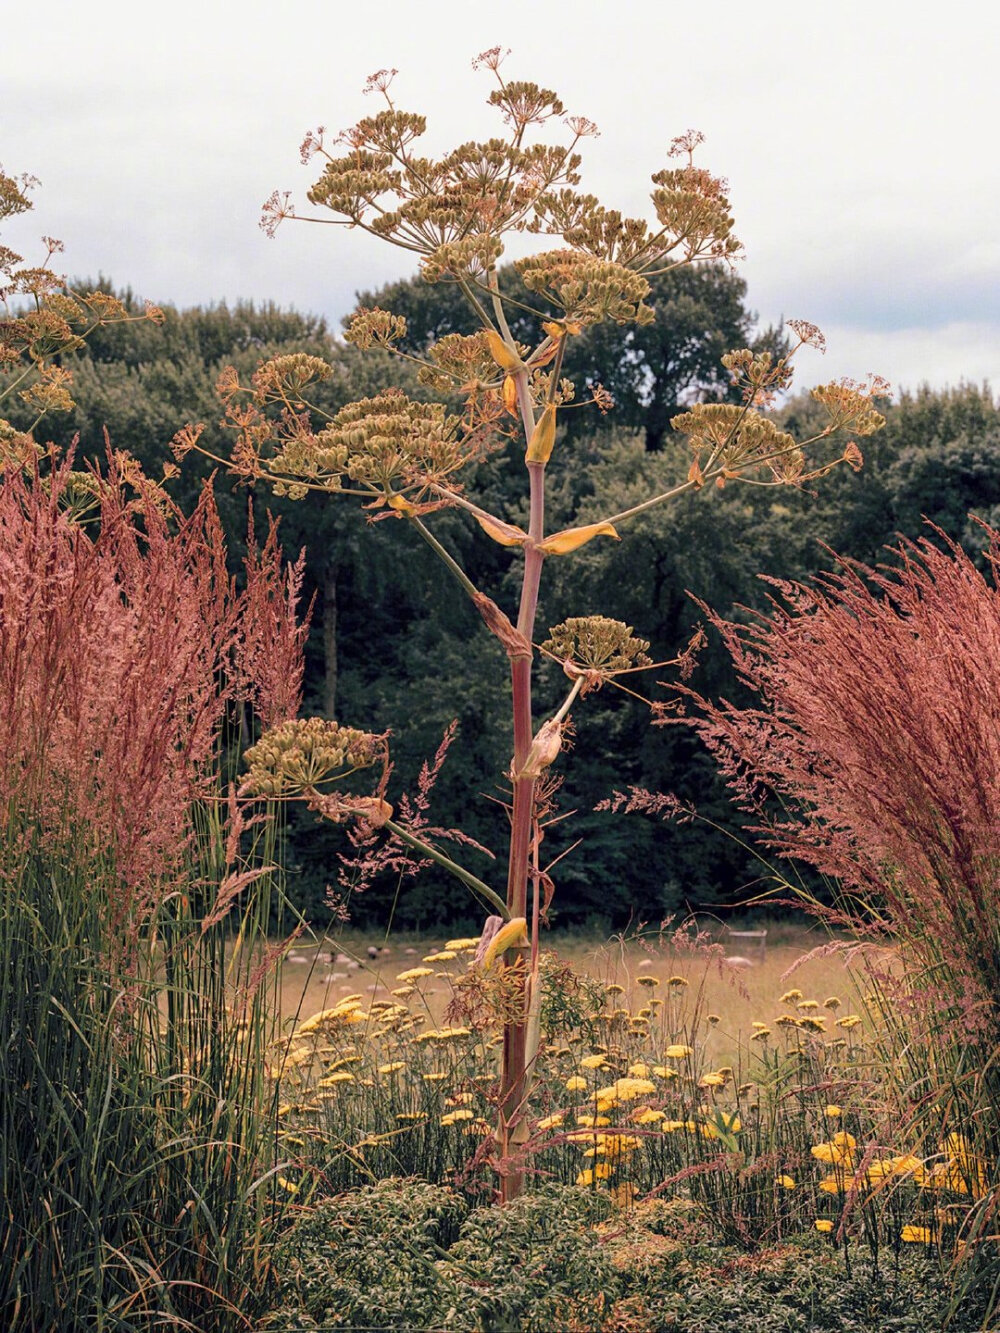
(184, 51, 887, 1200)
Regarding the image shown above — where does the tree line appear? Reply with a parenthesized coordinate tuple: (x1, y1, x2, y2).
(8, 267, 999, 929)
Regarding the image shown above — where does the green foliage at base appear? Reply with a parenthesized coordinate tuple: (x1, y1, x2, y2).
(259, 1182, 993, 1333)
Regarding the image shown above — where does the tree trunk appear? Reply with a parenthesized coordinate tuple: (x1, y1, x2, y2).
(322, 562, 338, 719)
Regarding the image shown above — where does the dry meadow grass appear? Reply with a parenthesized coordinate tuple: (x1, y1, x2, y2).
(276, 919, 872, 1061)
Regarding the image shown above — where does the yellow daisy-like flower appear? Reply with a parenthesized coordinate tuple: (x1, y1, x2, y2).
(395, 1111, 428, 1122)
(637, 975, 659, 988)
(823, 996, 841, 1010)
(276, 1176, 301, 1194)
(580, 1053, 607, 1070)
(811, 1131, 857, 1168)
(663, 1119, 698, 1133)
(414, 1026, 472, 1044)
(665, 1044, 693, 1059)
(445, 937, 480, 950)
(423, 950, 457, 962)
(798, 1016, 827, 1032)
(396, 967, 435, 982)
(750, 1028, 771, 1042)
(836, 1014, 862, 1029)
(391, 985, 415, 998)
(295, 1002, 365, 1036)
(698, 1073, 725, 1089)
(796, 999, 820, 1011)
(445, 1092, 474, 1106)
(667, 976, 689, 988)
(605, 983, 625, 996)
(440, 1109, 474, 1126)
(699, 1114, 741, 1139)
(575, 1114, 611, 1128)
(780, 989, 803, 1004)
(634, 1108, 666, 1125)
(774, 1014, 800, 1028)
(423, 1072, 447, 1082)
(327, 1054, 363, 1070)
(590, 1134, 640, 1157)
(866, 1154, 924, 1183)
(901, 1224, 933, 1244)
(576, 1163, 613, 1186)
(565, 1075, 588, 1092)
(628, 1062, 650, 1077)
(536, 1112, 565, 1131)
(824, 1105, 843, 1118)
(652, 1065, 678, 1079)
(819, 1174, 847, 1195)
(776, 1175, 796, 1190)
(317, 1071, 356, 1086)
(377, 1061, 405, 1075)
(815, 1219, 834, 1233)
(596, 1077, 657, 1104)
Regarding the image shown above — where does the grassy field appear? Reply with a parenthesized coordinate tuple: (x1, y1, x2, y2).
(276, 918, 876, 1062)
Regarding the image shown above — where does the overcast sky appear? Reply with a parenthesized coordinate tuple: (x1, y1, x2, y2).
(4, 0, 998, 398)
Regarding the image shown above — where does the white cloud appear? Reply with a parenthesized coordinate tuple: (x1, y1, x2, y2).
(4, 0, 998, 394)
(786, 321, 998, 398)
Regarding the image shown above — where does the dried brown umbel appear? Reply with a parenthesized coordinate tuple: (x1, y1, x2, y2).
(241, 718, 383, 798)
(542, 615, 651, 677)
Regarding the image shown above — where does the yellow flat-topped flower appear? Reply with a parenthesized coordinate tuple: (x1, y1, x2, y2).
(396, 966, 434, 982)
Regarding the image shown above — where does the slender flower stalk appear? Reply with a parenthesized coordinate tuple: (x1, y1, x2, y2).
(198, 53, 884, 1202)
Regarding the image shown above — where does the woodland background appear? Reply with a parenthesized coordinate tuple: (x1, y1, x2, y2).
(9, 264, 997, 929)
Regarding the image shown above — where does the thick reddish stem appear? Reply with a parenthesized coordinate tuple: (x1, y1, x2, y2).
(497, 397, 547, 1202)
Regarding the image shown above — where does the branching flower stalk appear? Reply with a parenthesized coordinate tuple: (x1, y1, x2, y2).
(1, 165, 165, 484)
(190, 54, 887, 1201)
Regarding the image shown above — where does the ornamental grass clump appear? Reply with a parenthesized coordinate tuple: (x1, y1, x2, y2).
(0, 446, 311, 1330)
(672, 524, 1000, 1311)
(186, 51, 885, 1200)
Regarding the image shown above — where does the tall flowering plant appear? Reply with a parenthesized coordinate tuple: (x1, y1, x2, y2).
(184, 52, 886, 1200)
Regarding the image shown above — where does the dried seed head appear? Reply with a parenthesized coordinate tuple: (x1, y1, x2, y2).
(344, 306, 408, 350)
(515, 248, 653, 327)
(542, 615, 651, 676)
(241, 718, 382, 797)
(671, 402, 804, 482)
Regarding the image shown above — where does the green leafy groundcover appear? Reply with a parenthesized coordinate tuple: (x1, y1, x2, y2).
(258, 1180, 991, 1332)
